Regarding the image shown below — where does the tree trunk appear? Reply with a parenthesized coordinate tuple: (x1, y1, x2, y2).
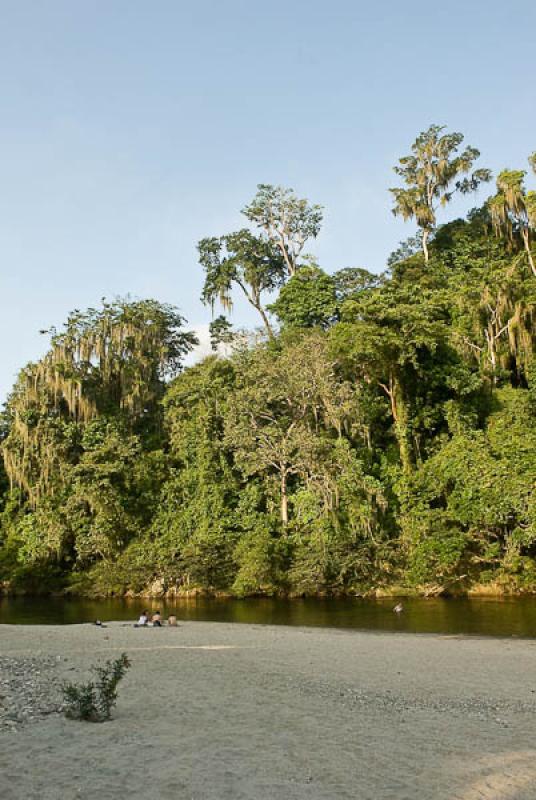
(278, 238, 296, 277)
(394, 406, 413, 474)
(485, 328, 497, 373)
(238, 282, 276, 341)
(422, 229, 430, 264)
(522, 229, 536, 277)
(256, 304, 276, 341)
(280, 469, 289, 525)
(390, 382, 413, 474)
(379, 375, 413, 473)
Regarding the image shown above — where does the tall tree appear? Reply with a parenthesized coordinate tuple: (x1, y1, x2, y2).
(2, 299, 196, 503)
(198, 229, 285, 340)
(331, 283, 451, 473)
(450, 257, 535, 381)
(242, 184, 323, 276)
(225, 333, 355, 525)
(390, 125, 491, 263)
(488, 164, 536, 277)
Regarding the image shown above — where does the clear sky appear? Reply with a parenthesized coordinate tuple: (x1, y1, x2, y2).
(1, 0, 535, 401)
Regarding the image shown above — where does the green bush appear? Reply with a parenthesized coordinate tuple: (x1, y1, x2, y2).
(63, 653, 131, 722)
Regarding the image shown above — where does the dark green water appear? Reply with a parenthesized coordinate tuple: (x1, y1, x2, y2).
(1, 595, 536, 636)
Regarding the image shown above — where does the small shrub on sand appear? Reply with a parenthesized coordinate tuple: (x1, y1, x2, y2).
(62, 653, 131, 722)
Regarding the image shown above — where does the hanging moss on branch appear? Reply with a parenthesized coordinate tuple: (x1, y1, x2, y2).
(2, 298, 197, 505)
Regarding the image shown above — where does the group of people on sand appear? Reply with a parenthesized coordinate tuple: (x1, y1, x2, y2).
(135, 610, 178, 628)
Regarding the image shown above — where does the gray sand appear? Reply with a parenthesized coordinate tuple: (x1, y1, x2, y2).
(1, 621, 536, 799)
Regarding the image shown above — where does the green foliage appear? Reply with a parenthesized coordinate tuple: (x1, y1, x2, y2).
(209, 315, 234, 351)
(198, 184, 323, 340)
(231, 484, 283, 596)
(333, 267, 382, 300)
(268, 265, 338, 328)
(63, 653, 131, 722)
(401, 388, 536, 591)
(147, 357, 240, 591)
(387, 236, 422, 268)
(2, 135, 536, 598)
(198, 229, 285, 339)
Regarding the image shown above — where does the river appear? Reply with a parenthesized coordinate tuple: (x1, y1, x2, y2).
(1, 595, 536, 636)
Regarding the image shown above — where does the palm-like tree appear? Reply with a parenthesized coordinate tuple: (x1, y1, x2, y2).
(489, 166, 536, 278)
(390, 125, 491, 263)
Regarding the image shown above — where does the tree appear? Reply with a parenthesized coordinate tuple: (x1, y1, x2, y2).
(225, 334, 355, 525)
(6, 140, 536, 599)
(387, 236, 422, 268)
(2, 299, 196, 503)
(390, 125, 491, 263)
(61, 421, 149, 564)
(209, 315, 235, 352)
(332, 268, 382, 301)
(198, 229, 285, 340)
(331, 283, 451, 473)
(268, 265, 338, 329)
(450, 258, 535, 381)
(402, 387, 536, 591)
(242, 184, 323, 276)
(488, 165, 536, 277)
(151, 357, 240, 590)
(1, 299, 195, 573)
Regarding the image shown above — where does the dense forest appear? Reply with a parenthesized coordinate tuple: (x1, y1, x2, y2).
(1, 125, 536, 598)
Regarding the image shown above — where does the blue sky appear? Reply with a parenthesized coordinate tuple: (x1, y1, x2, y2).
(1, 0, 535, 401)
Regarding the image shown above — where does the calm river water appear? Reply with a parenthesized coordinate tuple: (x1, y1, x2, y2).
(1, 595, 536, 636)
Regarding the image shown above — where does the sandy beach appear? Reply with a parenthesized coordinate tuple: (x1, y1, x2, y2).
(1, 622, 536, 800)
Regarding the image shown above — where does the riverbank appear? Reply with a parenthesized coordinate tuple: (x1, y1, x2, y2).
(1, 622, 536, 799)
(1, 577, 532, 599)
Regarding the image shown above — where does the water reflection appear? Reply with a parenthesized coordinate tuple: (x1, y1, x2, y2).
(1, 595, 536, 637)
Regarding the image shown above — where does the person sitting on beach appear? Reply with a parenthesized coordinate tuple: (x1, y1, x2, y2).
(167, 615, 177, 627)
(151, 610, 162, 627)
(135, 610, 149, 627)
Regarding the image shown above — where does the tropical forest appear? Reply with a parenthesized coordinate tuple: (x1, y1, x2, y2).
(2, 125, 536, 599)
